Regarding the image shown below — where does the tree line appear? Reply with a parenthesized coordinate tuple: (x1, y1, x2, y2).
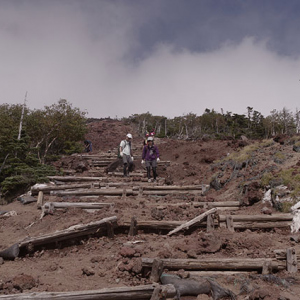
(124, 107, 300, 140)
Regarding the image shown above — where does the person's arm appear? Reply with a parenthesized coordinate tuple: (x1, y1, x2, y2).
(119, 141, 124, 157)
(142, 146, 146, 160)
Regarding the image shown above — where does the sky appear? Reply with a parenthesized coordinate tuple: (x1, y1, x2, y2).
(1, 0, 300, 119)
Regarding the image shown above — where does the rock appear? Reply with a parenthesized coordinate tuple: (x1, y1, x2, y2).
(82, 267, 95, 276)
(261, 207, 272, 215)
(131, 258, 143, 274)
(12, 274, 36, 291)
(119, 246, 136, 258)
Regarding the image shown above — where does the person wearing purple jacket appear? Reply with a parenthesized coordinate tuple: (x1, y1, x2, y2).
(141, 136, 160, 182)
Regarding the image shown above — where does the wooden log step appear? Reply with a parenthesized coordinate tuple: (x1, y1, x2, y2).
(142, 190, 203, 195)
(50, 189, 134, 196)
(18, 216, 117, 249)
(218, 214, 293, 222)
(133, 185, 204, 191)
(0, 284, 176, 299)
(31, 183, 101, 195)
(220, 221, 292, 229)
(108, 172, 146, 177)
(43, 202, 113, 209)
(142, 257, 280, 271)
(47, 176, 107, 182)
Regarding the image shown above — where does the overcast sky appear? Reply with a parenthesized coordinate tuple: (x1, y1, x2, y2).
(1, 0, 300, 119)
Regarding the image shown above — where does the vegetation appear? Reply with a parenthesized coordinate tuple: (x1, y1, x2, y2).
(0, 99, 87, 202)
(124, 107, 300, 140)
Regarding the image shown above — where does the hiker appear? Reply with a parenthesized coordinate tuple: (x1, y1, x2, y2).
(119, 133, 134, 177)
(143, 131, 149, 146)
(142, 136, 160, 182)
(84, 140, 92, 152)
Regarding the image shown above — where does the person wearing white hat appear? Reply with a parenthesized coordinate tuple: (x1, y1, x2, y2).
(141, 136, 160, 182)
(119, 133, 134, 177)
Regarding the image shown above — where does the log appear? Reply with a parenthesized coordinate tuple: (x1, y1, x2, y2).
(18, 216, 117, 249)
(50, 189, 134, 197)
(220, 221, 292, 229)
(43, 202, 113, 209)
(142, 257, 279, 271)
(31, 183, 100, 195)
(47, 176, 107, 182)
(142, 190, 203, 196)
(188, 271, 258, 277)
(108, 172, 145, 177)
(134, 185, 204, 191)
(218, 214, 293, 222)
(194, 201, 240, 208)
(167, 208, 217, 236)
(0, 284, 177, 299)
(121, 220, 218, 231)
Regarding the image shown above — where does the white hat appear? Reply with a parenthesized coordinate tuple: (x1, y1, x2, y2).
(126, 133, 132, 139)
(147, 136, 153, 141)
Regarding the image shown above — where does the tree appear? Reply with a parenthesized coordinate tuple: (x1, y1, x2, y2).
(26, 99, 87, 163)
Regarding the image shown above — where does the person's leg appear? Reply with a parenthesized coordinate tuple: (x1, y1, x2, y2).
(122, 155, 128, 176)
(152, 160, 157, 181)
(146, 167, 151, 179)
(145, 161, 151, 181)
(127, 156, 133, 173)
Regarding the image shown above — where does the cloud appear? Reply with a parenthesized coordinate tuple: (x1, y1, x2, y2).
(0, 1, 300, 119)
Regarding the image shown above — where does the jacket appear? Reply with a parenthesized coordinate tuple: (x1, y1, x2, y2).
(142, 144, 159, 161)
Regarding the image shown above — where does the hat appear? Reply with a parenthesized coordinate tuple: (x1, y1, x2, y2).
(147, 136, 153, 142)
(126, 133, 132, 139)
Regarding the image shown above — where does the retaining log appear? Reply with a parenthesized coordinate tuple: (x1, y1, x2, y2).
(142, 258, 280, 271)
(50, 189, 134, 196)
(43, 202, 114, 209)
(18, 216, 118, 249)
(47, 176, 107, 182)
(31, 183, 100, 195)
(0, 284, 176, 299)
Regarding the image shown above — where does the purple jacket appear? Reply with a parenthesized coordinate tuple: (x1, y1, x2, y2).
(142, 144, 159, 161)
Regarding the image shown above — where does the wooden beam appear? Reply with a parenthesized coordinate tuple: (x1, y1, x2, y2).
(142, 258, 279, 271)
(18, 216, 118, 249)
(47, 176, 107, 182)
(50, 189, 134, 196)
(218, 214, 293, 222)
(43, 202, 113, 209)
(0, 284, 177, 299)
(167, 208, 217, 236)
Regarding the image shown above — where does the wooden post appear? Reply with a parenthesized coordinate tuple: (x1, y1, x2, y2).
(206, 214, 214, 232)
(226, 216, 234, 232)
(128, 216, 137, 237)
(139, 187, 143, 196)
(150, 258, 164, 283)
(37, 191, 44, 209)
(262, 260, 272, 274)
(106, 222, 114, 239)
(150, 284, 161, 300)
(287, 248, 298, 273)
